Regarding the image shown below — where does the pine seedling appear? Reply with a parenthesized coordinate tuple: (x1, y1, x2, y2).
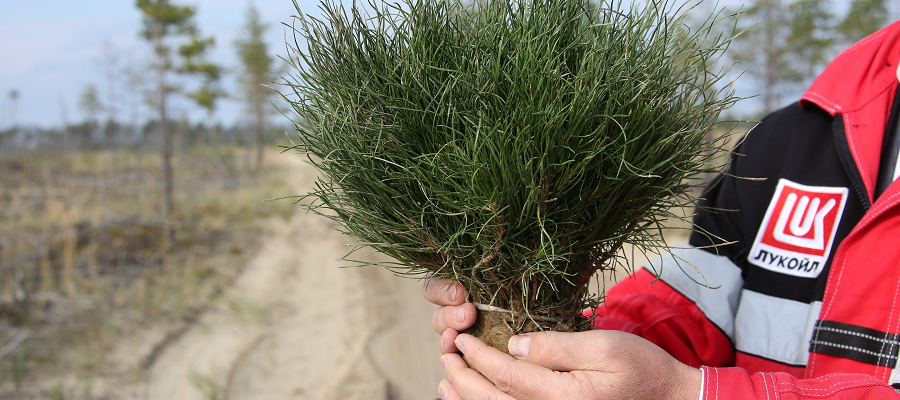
(281, 0, 741, 352)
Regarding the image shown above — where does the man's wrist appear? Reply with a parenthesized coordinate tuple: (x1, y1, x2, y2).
(670, 364, 703, 400)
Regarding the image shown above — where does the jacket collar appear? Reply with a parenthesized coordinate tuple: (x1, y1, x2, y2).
(801, 20, 900, 116)
(800, 20, 900, 202)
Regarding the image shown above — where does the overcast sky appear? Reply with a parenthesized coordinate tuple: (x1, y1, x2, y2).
(0, 0, 881, 129)
(0, 0, 326, 129)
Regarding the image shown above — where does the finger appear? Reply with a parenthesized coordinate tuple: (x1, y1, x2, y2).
(455, 334, 570, 400)
(508, 330, 641, 372)
(438, 379, 462, 400)
(440, 328, 462, 354)
(432, 303, 477, 334)
(442, 353, 516, 400)
(422, 278, 468, 306)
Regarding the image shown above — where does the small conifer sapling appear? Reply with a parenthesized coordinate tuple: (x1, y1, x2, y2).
(281, 0, 741, 354)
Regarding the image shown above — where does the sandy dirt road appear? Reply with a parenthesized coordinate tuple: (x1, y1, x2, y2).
(106, 156, 445, 400)
(89, 154, 673, 400)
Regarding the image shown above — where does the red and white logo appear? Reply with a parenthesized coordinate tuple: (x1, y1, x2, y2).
(749, 179, 848, 278)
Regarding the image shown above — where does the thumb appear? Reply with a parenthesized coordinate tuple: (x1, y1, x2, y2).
(507, 330, 617, 372)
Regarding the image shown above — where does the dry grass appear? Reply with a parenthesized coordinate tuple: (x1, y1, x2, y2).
(0, 146, 293, 398)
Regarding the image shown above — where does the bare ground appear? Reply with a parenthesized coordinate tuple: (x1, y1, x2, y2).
(78, 154, 683, 400)
(92, 156, 445, 400)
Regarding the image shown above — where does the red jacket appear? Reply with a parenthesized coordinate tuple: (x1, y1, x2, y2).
(597, 20, 900, 398)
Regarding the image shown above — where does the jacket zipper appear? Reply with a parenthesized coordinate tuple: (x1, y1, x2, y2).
(832, 115, 872, 211)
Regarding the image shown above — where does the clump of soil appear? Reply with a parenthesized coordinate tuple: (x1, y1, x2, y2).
(463, 306, 590, 357)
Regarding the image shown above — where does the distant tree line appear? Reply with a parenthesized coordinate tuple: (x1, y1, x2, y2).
(0, 119, 283, 152)
(1, 0, 280, 251)
(729, 0, 896, 117)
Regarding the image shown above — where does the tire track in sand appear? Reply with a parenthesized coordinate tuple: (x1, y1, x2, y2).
(134, 157, 444, 400)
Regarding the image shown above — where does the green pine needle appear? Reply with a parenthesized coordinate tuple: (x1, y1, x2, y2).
(280, 0, 741, 320)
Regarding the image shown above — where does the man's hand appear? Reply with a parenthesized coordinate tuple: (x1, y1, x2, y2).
(437, 330, 702, 400)
(422, 278, 477, 354)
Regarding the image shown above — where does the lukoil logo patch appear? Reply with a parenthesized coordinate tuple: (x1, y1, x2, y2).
(749, 179, 848, 278)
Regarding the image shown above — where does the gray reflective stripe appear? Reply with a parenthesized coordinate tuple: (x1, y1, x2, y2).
(734, 291, 822, 366)
(642, 246, 744, 339)
(890, 349, 900, 385)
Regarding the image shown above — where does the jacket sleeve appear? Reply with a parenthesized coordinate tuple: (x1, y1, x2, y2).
(591, 267, 736, 368)
(595, 275, 900, 399)
(701, 367, 900, 399)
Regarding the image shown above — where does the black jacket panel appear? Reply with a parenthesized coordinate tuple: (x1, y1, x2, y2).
(690, 103, 868, 303)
